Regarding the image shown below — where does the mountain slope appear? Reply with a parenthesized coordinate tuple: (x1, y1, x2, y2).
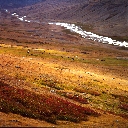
(0, 0, 46, 9)
(10, 0, 128, 38)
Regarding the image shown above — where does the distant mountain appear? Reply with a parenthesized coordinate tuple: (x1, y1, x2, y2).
(0, 0, 46, 9)
(7, 0, 128, 38)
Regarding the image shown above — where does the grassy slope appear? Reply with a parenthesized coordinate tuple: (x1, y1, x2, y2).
(0, 13, 128, 126)
(0, 44, 128, 122)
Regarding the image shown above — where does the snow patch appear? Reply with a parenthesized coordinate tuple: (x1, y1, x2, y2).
(49, 22, 128, 48)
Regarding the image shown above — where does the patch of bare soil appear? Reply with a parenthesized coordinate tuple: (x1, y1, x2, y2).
(0, 112, 55, 127)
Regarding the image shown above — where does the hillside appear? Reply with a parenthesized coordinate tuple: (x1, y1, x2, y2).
(0, 10, 128, 126)
(10, 0, 128, 39)
(0, 0, 46, 9)
(0, 0, 128, 127)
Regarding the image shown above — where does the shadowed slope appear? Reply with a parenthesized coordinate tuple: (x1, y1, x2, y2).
(0, 0, 46, 9)
(10, 0, 128, 37)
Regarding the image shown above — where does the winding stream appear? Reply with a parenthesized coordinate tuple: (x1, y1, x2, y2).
(49, 22, 128, 48)
(5, 10, 128, 48)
